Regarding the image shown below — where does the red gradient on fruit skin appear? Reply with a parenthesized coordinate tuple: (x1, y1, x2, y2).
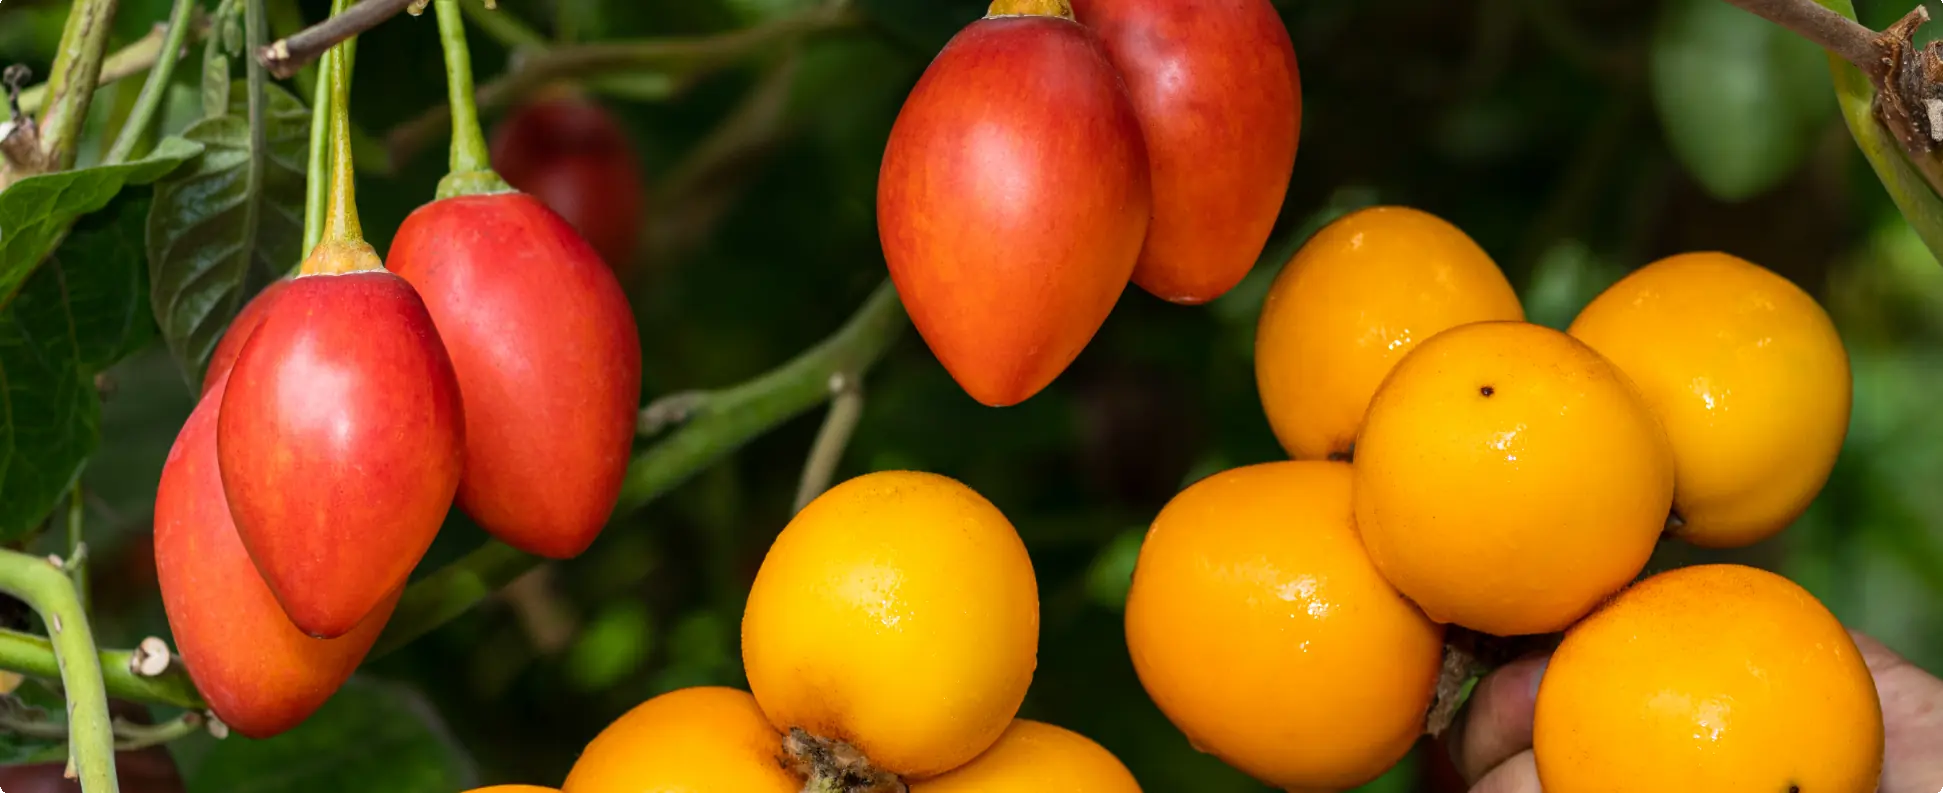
(202, 278, 294, 395)
(156, 372, 400, 740)
(387, 193, 642, 560)
(216, 270, 464, 639)
(877, 14, 1151, 408)
(1070, 0, 1301, 305)
(489, 96, 646, 275)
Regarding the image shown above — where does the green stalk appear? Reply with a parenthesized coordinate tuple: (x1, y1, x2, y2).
(65, 486, 87, 615)
(318, 1, 363, 247)
(36, 0, 124, 170)
(0, 551, 116, 792)
(303, 0, 357, 256)
(433, 0, 511, 198)
(105, 0, 199, 164)
(0, 630, 203, 709)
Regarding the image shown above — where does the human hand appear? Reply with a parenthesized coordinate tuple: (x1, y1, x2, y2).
(1446, 630, 1943, 793)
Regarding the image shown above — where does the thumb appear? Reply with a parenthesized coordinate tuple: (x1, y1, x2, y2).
(1849, 630, 1943, 793)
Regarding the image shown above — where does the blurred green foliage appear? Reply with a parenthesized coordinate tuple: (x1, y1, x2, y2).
(2, 0, 1941, 790)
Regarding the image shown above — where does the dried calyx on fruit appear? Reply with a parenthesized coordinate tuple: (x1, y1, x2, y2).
(214, 5, 463, 640)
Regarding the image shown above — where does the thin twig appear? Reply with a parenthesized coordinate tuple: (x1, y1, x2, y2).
(1720, 0, 1882, 75)
(256, 0, 418, 79)
(793, 377, 864, 513)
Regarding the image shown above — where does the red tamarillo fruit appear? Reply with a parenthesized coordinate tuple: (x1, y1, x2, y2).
(216, 241, 465, 639)
(1070, 0, 1301, 304)
(388, 192, 642, 559)
(202, 278, 295, 395)
(489, 95, 647, 276)
(877, 0, 1152, 407)
(157, 371, 400, 739)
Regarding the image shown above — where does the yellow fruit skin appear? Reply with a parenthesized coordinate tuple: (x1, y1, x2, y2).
(1534, 564, 1884, 793)
(461, 787, 560, 793)
(909, 720, 1142, 793)
(741, 470, 1040, 779)
(1352, 321, 1675, 636)
(1568, 251, 1852, 549)
(1125, 461, 1443, 791)
(1254, 205, 1524, 460)
(561, 686, 795, 793)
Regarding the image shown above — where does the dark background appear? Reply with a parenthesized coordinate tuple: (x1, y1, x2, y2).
(2, 0, 1940, 790)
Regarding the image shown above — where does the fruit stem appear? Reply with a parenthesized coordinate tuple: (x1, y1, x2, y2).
(300, 0, 386, 275)
(102, 0, 198, 164)
(0, 550, 118, 792)
(985, 0, 1073, 19)
(432, 0, 512, 199)
(301, 0, 357, 257)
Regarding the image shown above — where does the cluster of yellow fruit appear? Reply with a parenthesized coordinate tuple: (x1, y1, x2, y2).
(466, 471, 1140, 793)
(1124, 206, 1885, 792)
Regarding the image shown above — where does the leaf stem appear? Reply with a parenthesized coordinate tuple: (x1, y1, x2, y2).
(383, 2, 856, 168)
(257, 0, 418, 79)
(36, 0, 125, 171)
(0, 550, 116, 792)
(103, 0, 199, 164)
(433, 0, 510, 198)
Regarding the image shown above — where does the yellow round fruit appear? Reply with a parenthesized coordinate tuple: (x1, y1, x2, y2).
(1568, 251, 1852, 548)
(1534, 564, 1884, 793)
(741, 470, 1040, 779)
(561, 686, 794, 793)
(1254, 205, 1524, 460)
(1353, 320, 1675, 636)
(909, 720, 1141, 793)
(1125, 461, 1443, 790)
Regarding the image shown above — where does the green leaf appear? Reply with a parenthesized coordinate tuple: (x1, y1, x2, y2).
(0, 190, 161, 541)
(0, 136, 203, 310)
(1651, 0, 1835, 201)
(1816, 0, 1943, 264)
(147, 80, 309, 386)
(184, 677, 478, 793)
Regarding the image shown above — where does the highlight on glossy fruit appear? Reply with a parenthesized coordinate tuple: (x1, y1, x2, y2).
(155, 372, 399, 740)
(1353, 320, 1675, 636)
(217, 241, 465, 639)
(877, 0, 1151, 407)
(202, 278, 294, 395)
(1254, 206, 1524, 460)
(909, 720, 1141, 793)
(489, 94, 646, 275)
(741, 470, 1040, 779)
(388, 192, 642, 560)
(561, 686, 795, 793)
(1534, 564, 1884, 793)
(1126, 461, 1442, 790)
(1568, 251, 1852, 549)
(1070, 0, 1300, 304)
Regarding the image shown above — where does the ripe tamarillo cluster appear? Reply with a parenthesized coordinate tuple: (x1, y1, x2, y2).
(879, 0, 1300, 407)
(478, 471, 1140, 792)
(154, 10, 642, 735)
(1124, 205, 1878, 792)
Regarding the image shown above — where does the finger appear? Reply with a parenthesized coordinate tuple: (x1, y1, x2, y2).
(1469, 750, 1541, 793)
(1450, 655, 1548, 784)
(1849, 631, 1943, 793)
